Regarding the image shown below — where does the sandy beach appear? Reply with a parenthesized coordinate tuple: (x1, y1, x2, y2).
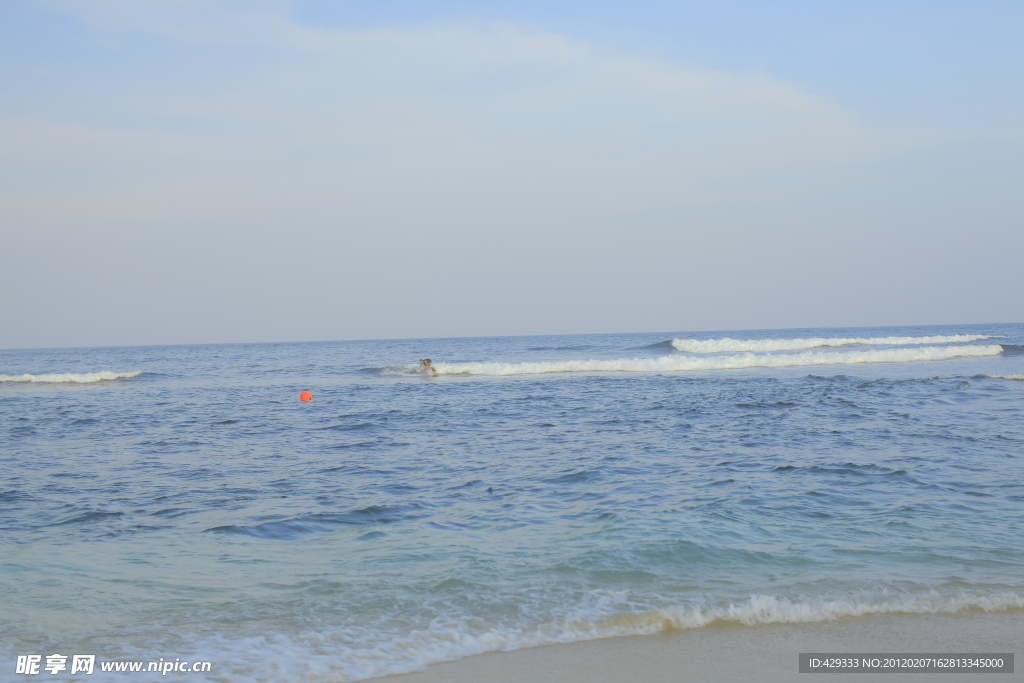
(379, 612, 1022, 683)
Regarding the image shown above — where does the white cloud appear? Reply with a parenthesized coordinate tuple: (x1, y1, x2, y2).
(5, 5, 893, 235)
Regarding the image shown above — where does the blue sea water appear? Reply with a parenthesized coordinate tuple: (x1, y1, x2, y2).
(2, 323, 1023, 681)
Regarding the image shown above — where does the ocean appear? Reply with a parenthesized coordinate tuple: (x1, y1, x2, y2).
(2, 323, 1022, 681)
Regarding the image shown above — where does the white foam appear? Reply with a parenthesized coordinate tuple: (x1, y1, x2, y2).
(989, 374, 1024, 381)
(671, 334, 993, 353)
(0, 371, 142, 383)
(110, 591, 1024, 683)
(432, 345, 1003, 376)
(647, 592, 1024, 628)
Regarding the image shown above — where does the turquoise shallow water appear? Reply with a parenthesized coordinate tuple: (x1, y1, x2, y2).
(2, 323, 1023, 681)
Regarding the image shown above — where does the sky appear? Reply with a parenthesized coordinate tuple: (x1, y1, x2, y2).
(1, 0, 1022, 349)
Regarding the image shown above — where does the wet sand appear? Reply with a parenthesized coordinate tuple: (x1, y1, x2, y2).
(378, 612, 1021, 683)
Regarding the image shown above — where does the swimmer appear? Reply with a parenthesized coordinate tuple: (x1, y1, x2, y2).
(418, 358, 437, 376)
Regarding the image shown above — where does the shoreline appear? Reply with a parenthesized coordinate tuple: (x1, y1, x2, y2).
(376, 611, 1022, 682)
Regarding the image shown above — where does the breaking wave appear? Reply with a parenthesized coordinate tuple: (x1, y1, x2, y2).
(159, 591, 1023, 682)
(431, 345, 1003, 376)
(670, 334, 993, 354)
(585, 592, 1024, 636)
(989, 374, 1024, 381)
(0, 371, 142, 383)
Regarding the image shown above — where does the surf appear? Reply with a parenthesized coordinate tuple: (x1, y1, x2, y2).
(161, 591, 1024, 682)
(430, 344, 1004, 376)
(0, 371, 142, 383)
(670, 334, 994, 354)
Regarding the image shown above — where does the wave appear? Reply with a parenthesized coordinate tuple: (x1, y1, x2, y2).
(204, 505, 424, 539)
(430, 345, 1003, 376)
(589, 591, 1024, 632)
(989, 374, 1024, 381)
(670, 334, 994, 354)
(0, 371, 142, 383)
(527, 345, 595, 352)
(637, 340, 676, 351)
(166, 591, 1024, 683)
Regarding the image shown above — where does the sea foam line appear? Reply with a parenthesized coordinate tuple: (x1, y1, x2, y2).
(0, 371, 142, 383)
(142, 592, 1024, 683)
(989, 374, 1024, 381)
(431, 345, 1003, 376)
(671, 334, 992, 354)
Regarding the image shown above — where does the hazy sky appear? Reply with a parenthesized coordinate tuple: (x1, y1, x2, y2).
(2, 1, 1022, 349)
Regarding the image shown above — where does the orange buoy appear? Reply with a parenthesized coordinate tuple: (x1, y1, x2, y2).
(299, 391, 312, 402)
